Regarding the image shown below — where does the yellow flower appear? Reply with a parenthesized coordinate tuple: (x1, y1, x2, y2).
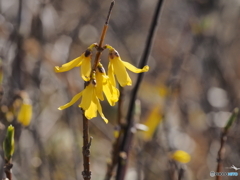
(96, 63, 119, 106)
(171, 150, 191, 163)
(106, 45, 149, 87)
(17, 103, 32, 126)
(54, 43, 96, 81)
(58, 78, 108, 123)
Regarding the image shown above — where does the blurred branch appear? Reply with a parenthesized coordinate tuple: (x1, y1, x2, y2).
(216, 108, 239, 180)
(104, 86, 124, 180)
(178, 167, 184, 180)
(116, 0, 164, 179)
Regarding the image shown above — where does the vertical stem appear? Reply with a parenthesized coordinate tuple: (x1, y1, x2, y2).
(178, 167, 184, 180)
(81, 2, 115, 180)
(116, 0, 164, 179)
(216, 132, 227, 180)
(104, 86, 124, 180)
(117, 86, 124, 125)
(92, 1, 115, 71)
(82, 113, 92, 180)
(4, 160, 13, 180)
(5, 170, 12, 180)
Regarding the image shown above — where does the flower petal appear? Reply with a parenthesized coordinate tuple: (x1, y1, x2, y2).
(79, 84, 94, 110)
(108, 62, 116, 87)
(85, 100, 97, 119)
(103, 80, 119, 106)
(112, 57, 132, 86)
(17, 103, 32, 126)
(58, 91, 83, 110)
(81, 57, 91, 81)
(95, 97, 108, 123)
(76, 60, 83, 67)
(172, 150, 191, 163)
(55, 55, 83, 72)
(96, 71, 104, 101)
(122, 61, 149, 73)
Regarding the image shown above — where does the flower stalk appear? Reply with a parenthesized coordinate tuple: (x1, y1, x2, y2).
(81, 1, 115, 180)
(92, 1, 114, 72)
(54, 1, 149, 179)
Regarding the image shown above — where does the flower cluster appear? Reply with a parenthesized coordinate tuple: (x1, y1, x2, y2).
(55, 43, 149, 123)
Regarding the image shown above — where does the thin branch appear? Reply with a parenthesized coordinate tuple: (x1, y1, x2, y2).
(4, 160, 13, 180)
(116, 0, 164, 179)
(81, 2, 115, 180)
(82, 114, 92, 180)
(92, 1, 115, 71)
(216, 108, 238, 180)
(104, 86, 124, 180)
(178, 167, 184, 180)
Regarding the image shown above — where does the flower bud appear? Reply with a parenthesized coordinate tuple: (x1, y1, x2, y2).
(3, 125, 15, 161)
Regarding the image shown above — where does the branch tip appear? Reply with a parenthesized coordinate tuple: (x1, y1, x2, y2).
(106, 1, 115, 24)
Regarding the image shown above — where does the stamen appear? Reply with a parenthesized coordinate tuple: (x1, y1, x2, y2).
(97, 64, 106, 74)
(84, 49, 91, 57)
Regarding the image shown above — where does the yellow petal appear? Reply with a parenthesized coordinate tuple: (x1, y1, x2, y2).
(122, 61, 149, 73)
(108, 62, 116, 87)
(85, 100, 97, 119)
(17, 103, 32, 126)
(103, 83, 115, 106)
(112, 57, 132, 87)
(76, 60, 83, 67)
(103, 80, 119, 106)
(143, 106, 162, 141)
(58, 91, 83, 110)
(172, 150, 191, 163)
(96, 71, 104, 101)
(79, 84, 94, 110)
(114, 130, 120, 138)
(81, 57, 91, 81)
(95, 97, 108, 123)
(55, 55, 83, 72)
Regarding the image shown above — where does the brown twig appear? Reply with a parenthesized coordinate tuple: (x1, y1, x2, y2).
(82, 114, 92, 180)
(216, 132, 226, 180)
(178, 167, 184, 180)
(215, 108, 239, 180)
(116, 0, 164, 179)
(104, 86, 124, 180)
(81, 2, 115, 180)
(4, 160, 13, 180)
(92, 1, 115, 71)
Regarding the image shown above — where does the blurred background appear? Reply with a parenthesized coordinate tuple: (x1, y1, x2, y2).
(0, 0, 240, 179)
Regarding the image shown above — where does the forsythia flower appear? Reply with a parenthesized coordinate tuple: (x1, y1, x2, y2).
(106, 45, 149, 87)
(55, 43, 149, 122)
(58, 77, 108, 123)
(17, 103, 32, 126)
(96, 63, 119, 106)
(171, 150, 191, 163)
(55, 43, 96, 81)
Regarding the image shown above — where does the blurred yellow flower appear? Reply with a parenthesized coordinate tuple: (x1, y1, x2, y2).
(106, 45, 149, 87)
(171, 150, 191, 163)
(54, 43, 96, 81)
(96, 63, 119, 106)
(17, 103, 32, 126)
(143, 106, 162, 141)
(58, 79, 108, 123)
